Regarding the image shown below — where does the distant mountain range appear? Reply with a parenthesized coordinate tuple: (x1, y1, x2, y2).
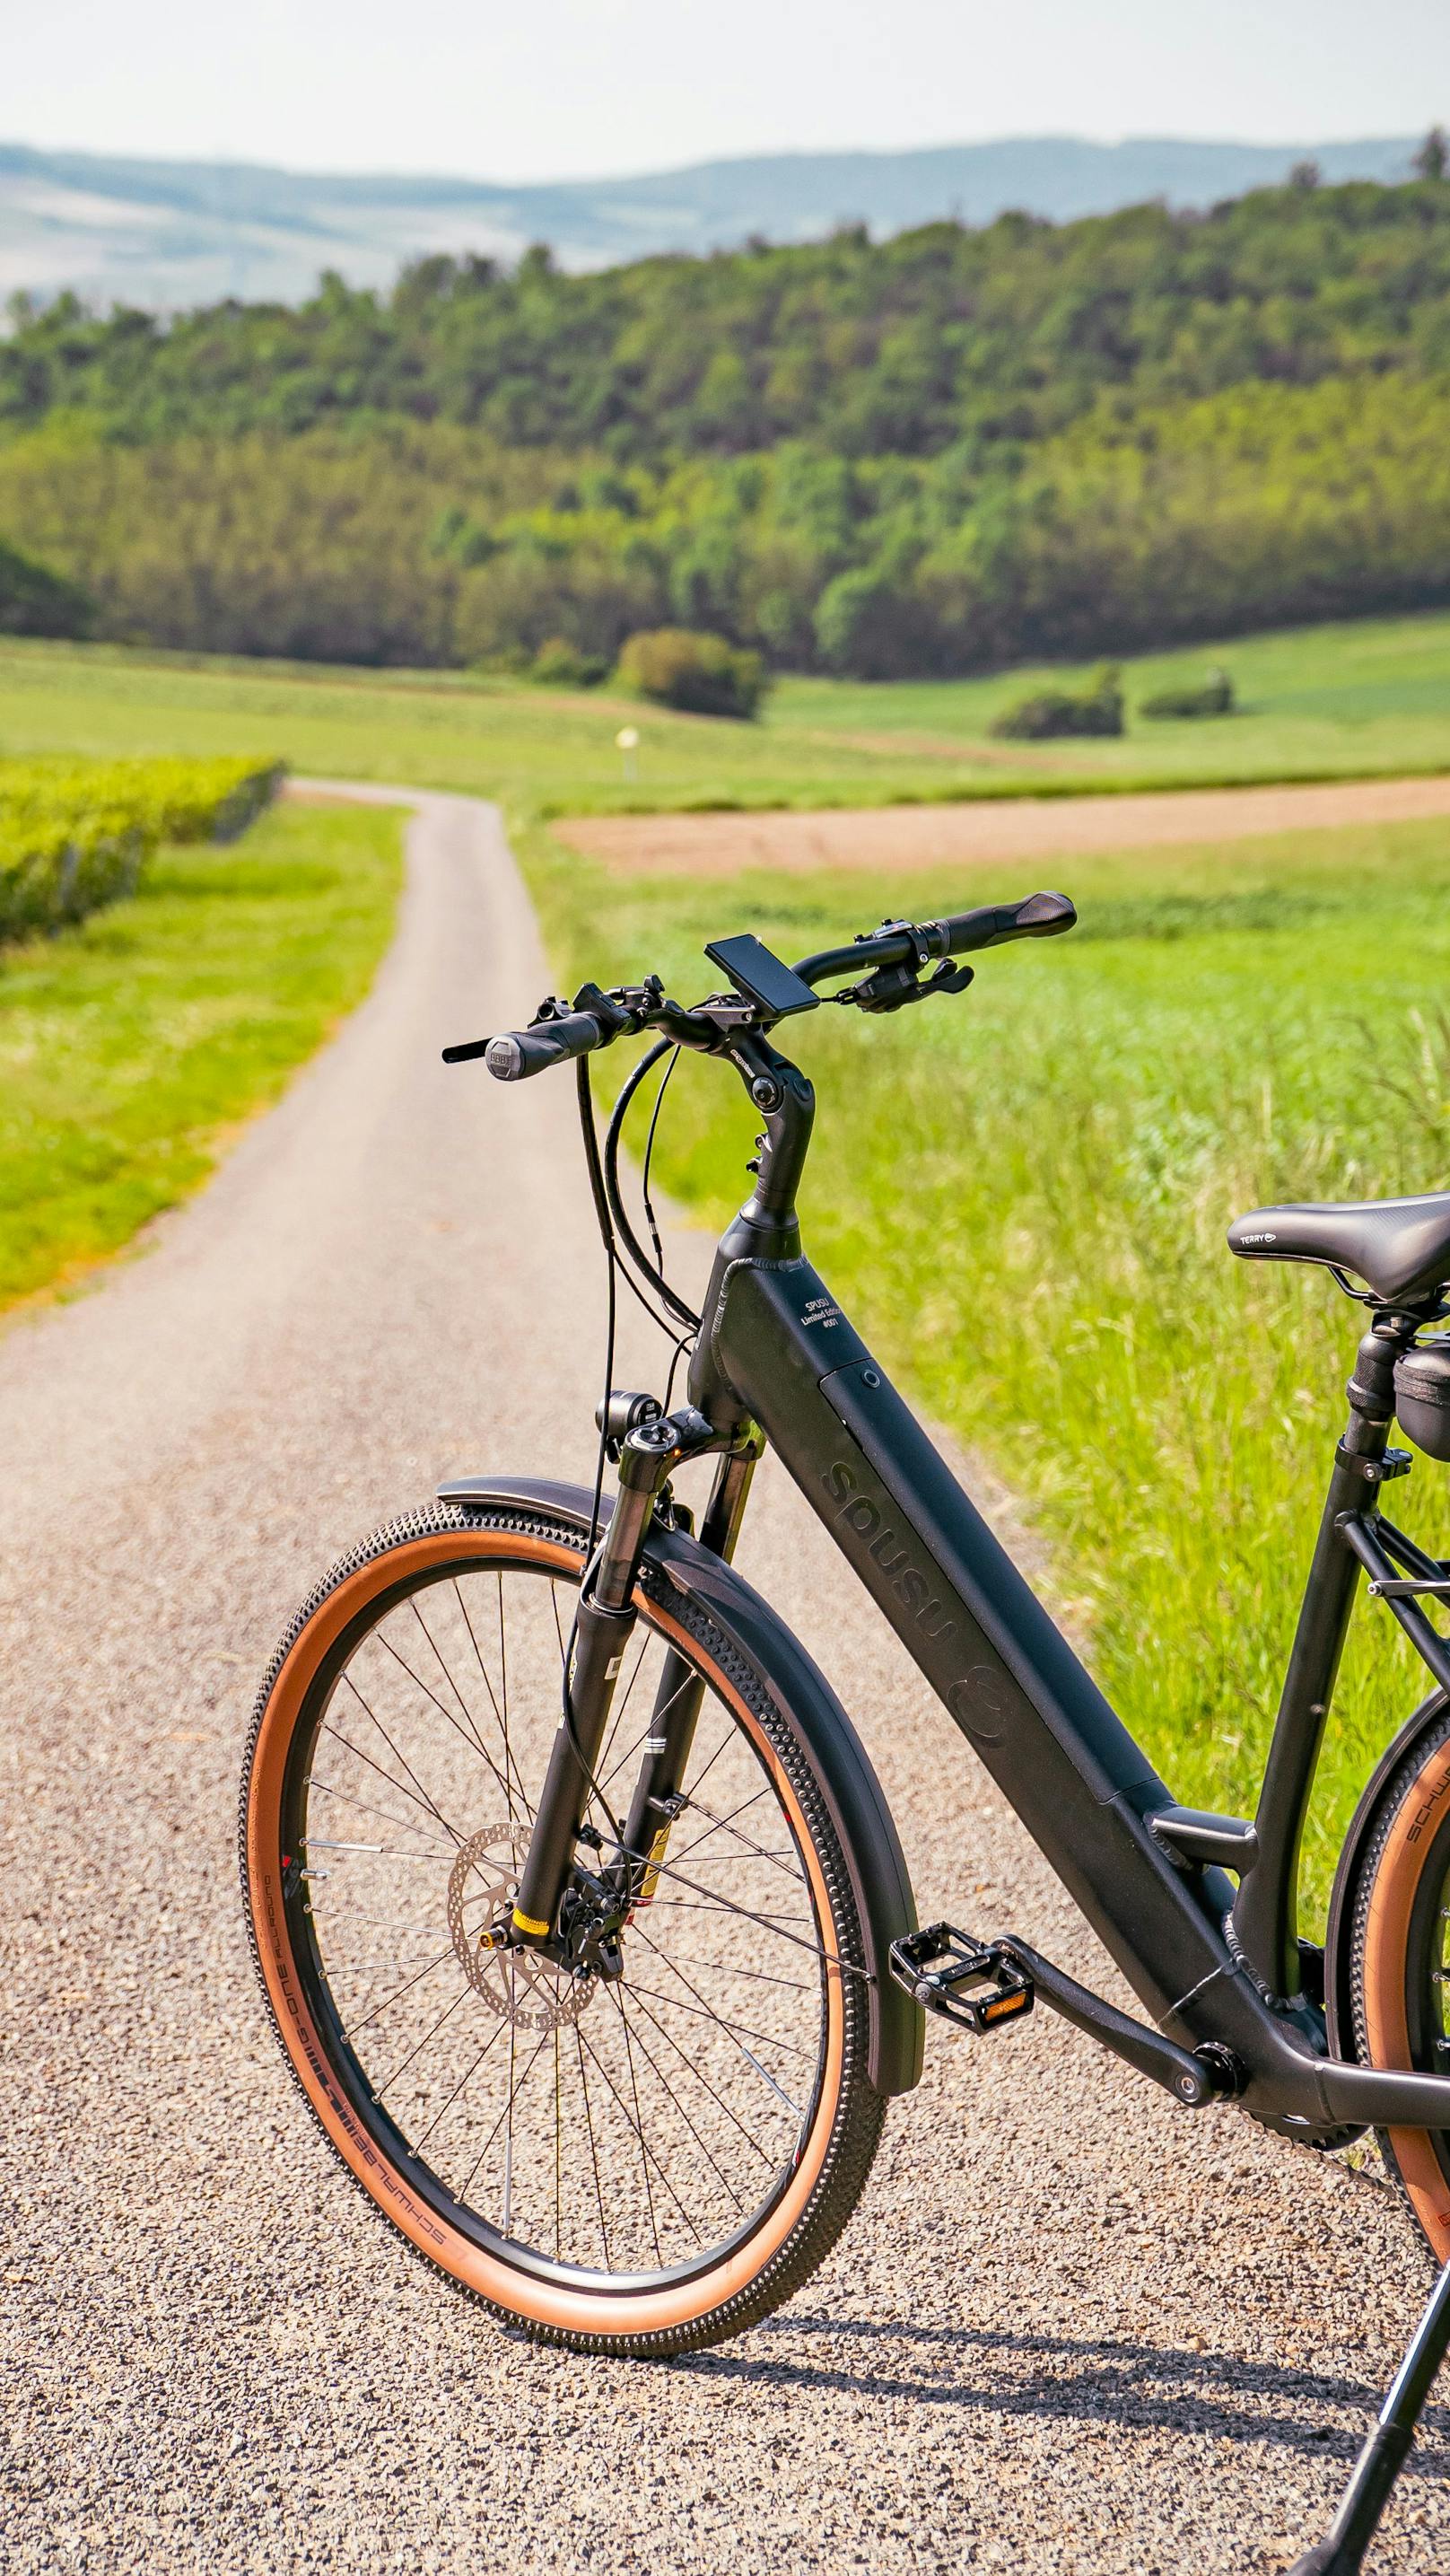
(0, 132, 1432, 310)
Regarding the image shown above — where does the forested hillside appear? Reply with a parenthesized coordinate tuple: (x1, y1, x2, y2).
(6, 169, 1450, 675)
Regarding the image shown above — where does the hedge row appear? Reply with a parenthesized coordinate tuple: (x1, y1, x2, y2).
(0, 756, 284, 943)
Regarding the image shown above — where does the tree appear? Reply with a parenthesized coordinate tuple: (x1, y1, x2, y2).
(616, 627, 767, 718)
(1414, 127, 1450, 181)
(0, 537, 91, 638)
(1288, 159, 1322, 190)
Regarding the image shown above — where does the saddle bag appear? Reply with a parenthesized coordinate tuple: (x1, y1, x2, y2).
(1393, 1339, 1450, 1462)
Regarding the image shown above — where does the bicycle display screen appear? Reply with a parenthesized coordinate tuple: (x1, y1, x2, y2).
(704, 933, 820, 1020)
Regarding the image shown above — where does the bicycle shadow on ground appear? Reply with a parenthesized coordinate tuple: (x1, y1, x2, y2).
(675, 2314, 1450, 2474)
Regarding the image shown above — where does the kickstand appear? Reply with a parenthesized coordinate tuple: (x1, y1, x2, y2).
(1287, 2249, 1450, 2574)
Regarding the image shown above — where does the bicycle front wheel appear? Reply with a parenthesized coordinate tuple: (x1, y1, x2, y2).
(240, 1501, 886, 2353)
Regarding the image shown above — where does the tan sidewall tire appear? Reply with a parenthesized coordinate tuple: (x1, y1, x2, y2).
(1358, 1729, 1450, 2258)
(242, 1514, 865, 2347)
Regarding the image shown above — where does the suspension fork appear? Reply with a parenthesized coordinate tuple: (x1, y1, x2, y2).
(619, 1436, 763, 1905)
(510, 1412, 762, 1948)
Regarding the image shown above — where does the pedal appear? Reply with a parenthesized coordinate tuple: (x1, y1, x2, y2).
(887, 1923, 1034, 2033)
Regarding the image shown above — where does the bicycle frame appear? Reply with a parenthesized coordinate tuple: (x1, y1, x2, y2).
(520, 1032, 1450, 2138)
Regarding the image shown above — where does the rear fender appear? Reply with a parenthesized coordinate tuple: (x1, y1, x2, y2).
(438, 1471, 924, 2095)
(1324, 1686, 1448, 2060)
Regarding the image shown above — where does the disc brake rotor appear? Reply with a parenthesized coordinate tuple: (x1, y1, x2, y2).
(445, 1822, 598, 2030)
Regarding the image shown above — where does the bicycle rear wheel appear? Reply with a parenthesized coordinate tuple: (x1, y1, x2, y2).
(240, 1501, 886, 2353)
(1350, 1695, 1450, 2256)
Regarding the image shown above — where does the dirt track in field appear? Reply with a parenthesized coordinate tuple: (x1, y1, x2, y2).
(556, 769, 1450, 876)
(3, 784, 1448, 2575)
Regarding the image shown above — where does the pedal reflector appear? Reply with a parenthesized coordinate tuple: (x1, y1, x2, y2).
(887, 1923, 1035, 2034)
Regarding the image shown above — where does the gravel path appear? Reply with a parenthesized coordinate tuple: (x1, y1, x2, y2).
(4, 788, 1447, 2575)
(555, 770, 1450, 878)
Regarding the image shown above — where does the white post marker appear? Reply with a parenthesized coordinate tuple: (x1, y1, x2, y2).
(616, 724, 640, 783)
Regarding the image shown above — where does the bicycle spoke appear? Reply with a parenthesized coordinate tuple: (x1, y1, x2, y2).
(369, 1980, 476, 2098)
(330, 1679, 466, 1849)
(336, 1945, 459, 2041)
(613, 1837, 858, 1973)
(597, 1664, 702, 1794)
(596, 1634, 651, 1783)
(670, 1788, 801, 1880)
(416, 2016, 515, 2163)
(623, 1978, 817, 2064)
(617, 1982, 778, 2167)
(306, 1773, 454, 1848)
(453, 1577, 531, 1819)
(611, 1987, 661, 2265)
(448, 2028, 537, 2201)
(607, 1998, 746, 2215)
(639, 1949, 812, 1994)
(577, 2023, 702, 2243)
(573, 2022, 611, 2270)
(371, 1627, 514, 1812)
(667, 1847, 799, 1869)
(670, 1783, 773, 1858)
(644, 1895, 815, 1929)
(301, 1812, 450, 1859)
(409, 1596, 511, 1788)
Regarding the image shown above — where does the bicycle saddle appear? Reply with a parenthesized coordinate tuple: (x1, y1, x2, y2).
(1227, 1190, 1450, 1304)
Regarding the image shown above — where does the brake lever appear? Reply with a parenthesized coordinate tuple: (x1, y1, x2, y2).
(846, 959, 974, 1015)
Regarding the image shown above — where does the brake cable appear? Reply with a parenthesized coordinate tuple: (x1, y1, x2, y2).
(640, 1044, 680, 1287)
(602, 1040, 702, 1336)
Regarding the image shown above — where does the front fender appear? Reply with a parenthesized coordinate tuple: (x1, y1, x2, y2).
(438, 1471, 924, 2096)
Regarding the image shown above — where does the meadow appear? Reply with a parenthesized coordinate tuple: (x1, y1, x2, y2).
(0, 799, 401, 1310)
(4, 621, 1450, 1915)
(3, 609, 1450, 816)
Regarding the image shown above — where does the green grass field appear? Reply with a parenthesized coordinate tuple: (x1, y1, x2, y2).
(529, 812, 1450, 1923)
(2, 607, 1449, 819)
(0, 799, 401, 1311)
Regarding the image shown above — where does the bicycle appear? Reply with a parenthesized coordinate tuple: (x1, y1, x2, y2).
(242, 889, 1450, 2574)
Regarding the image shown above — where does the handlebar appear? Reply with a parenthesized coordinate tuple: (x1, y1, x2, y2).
(445, 888, 1076, 1081)
(792, 889, 1076, 987)
(443, 1010, 611, 1082)
(939, 889, 1076, 953)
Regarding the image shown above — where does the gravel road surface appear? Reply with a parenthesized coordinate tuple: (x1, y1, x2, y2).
(4, 788, 1447, 2574)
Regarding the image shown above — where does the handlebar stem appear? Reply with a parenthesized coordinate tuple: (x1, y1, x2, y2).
(728, 1033, 816, 1256)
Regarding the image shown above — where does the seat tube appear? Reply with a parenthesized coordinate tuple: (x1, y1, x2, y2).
(1232, 1320, 1402, 1999)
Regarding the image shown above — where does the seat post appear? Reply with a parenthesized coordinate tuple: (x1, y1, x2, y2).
(1232, 1320, 1403, 2002)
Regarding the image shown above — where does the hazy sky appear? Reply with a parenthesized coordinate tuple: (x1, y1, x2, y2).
(10, 0, 1450, 180)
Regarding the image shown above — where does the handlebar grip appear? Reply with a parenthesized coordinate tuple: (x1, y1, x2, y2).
(471, 1011, 608, 1082)
(936, 890, 1077, 956)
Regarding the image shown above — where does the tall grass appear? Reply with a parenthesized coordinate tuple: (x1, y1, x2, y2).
(527, 813, 1450, 1919)
(0, 801, 400, 1310)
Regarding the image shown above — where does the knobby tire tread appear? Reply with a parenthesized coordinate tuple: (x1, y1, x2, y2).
(1348, 1700, 1450, 2240)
